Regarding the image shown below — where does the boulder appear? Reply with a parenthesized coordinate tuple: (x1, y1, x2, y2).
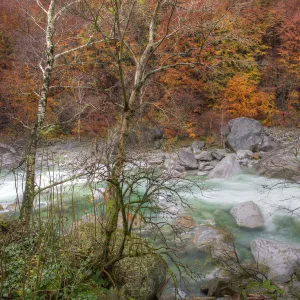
(178, 150, 198, 170)
(112, 254, 167, 300)
(208, 154, 241, 179)
(256, 143, 300, 181)
(226, 117, 278, 152)
(191, 140, 205, 154)
(199, 161, 212, 170)
(211, 149, 228, 160)
(236, 150, 253, 160)
(193, 225, 235, 260)
(164, 153, 186, 172)
(195, 151, 213, 161)
(230, 201, 264, 228)
(197, 171, 209, 176)
(250, 239, 300, 279)
(176, 216, 197, 229)
(200, 278, 240, 297)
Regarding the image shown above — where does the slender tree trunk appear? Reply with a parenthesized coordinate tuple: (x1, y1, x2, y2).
(20, 0, 56, 226)
(101, 1, 162, 263)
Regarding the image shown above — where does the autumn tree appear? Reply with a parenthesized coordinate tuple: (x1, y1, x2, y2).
(69, 0, 243, 264)
(220, 73, 277, 123)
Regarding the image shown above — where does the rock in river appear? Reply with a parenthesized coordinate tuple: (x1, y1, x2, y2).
(256, 142, 300, 181)
(178, 149, 198, 170)
(195, 151, 213, 161)
(208, 154, 241, 179)
(193, 225, 235, 260)
(176, 216, 197, 229)
(230, 201, 264, 228)
(251, 238, 300, 279)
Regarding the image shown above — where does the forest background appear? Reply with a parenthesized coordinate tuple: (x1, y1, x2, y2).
(0, 0, 299, 140)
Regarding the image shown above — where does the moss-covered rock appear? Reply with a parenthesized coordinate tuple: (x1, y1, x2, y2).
(243, 280, 284, 299)
(112, 253, 167, 300)
(200, 278, 241, 297)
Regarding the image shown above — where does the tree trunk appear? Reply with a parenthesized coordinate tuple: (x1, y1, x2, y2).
(20, 0, 56, 227)
(101, 1, 161, 263)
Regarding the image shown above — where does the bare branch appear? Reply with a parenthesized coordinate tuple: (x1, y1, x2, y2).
(54, 0, 82, 21)
(35, 0, 48, 14)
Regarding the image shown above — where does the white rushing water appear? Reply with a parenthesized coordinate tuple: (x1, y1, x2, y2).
(194, 173, 300, 226)
(2, 169, 299, 247)
(1, 170, 300, 227)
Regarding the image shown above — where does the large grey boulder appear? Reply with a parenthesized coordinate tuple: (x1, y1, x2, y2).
(230, 201, 264, 228)
(250, 239, 300, 279)
(178, 150, 198, 170)
(211, 149, 228, 160)
(195, 151, 213, 161)
(112, 254, 167, 300)
(164, 153, 185, 172)
(208, 154, 241, 179)
(226, 117, 278, 152)
(193, 225, 235, 260)
(256, 143, 300, 181)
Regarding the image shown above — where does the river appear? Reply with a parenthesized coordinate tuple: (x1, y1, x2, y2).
(1, 169, 300, 297)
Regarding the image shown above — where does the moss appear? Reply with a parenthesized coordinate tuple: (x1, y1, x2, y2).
(244, 280, 284, 299)
(112, 253, 167, 300)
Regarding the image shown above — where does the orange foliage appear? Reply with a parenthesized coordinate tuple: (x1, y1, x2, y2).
(220, 74, 277, 124)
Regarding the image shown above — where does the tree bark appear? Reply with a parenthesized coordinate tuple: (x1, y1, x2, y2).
(101, 0, 162, 262)
(20, 0, 56, 226)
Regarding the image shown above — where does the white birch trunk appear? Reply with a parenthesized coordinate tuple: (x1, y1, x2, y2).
(21, 0, 56, 226)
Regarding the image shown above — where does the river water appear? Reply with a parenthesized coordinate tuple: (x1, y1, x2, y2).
(1, 169, 300, 297)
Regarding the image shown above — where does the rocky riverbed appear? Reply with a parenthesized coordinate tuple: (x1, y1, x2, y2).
(1, 117, 300, 299)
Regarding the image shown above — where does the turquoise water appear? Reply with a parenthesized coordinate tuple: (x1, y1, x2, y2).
(1, 170, 300, 297)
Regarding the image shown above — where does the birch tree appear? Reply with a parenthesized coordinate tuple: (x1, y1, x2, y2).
(20, 0, 94, 226)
